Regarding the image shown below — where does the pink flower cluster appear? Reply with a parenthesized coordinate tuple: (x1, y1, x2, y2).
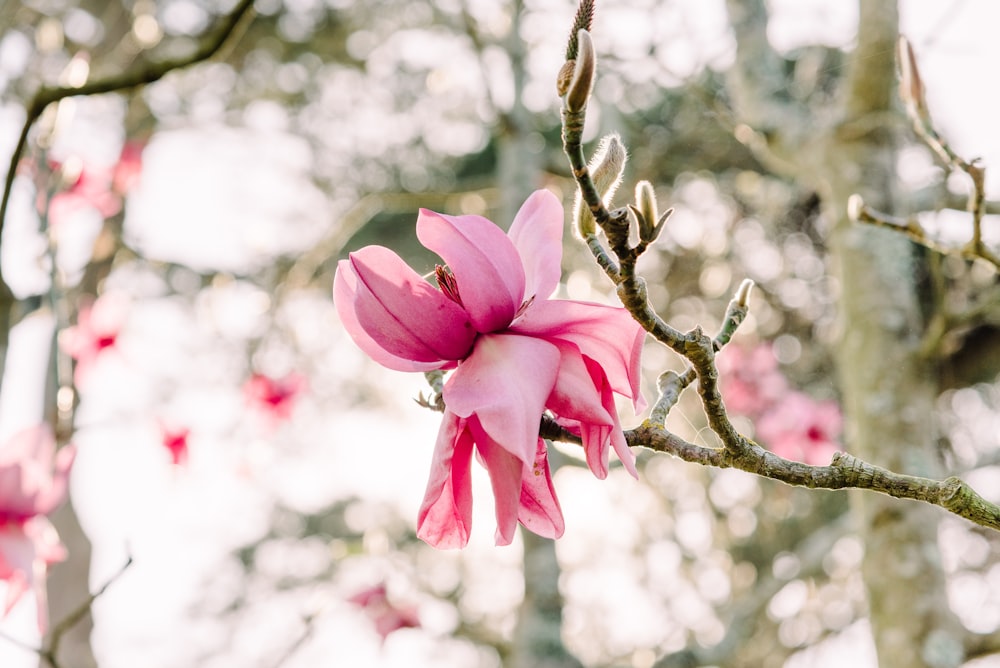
(335, 190, 645, 548)
(717, 343, 841, 465)
(0, 426, 75, 632)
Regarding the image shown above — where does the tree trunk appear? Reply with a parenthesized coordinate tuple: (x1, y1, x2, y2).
(825, 1, 963, 665)
(723, 0, 965, 665)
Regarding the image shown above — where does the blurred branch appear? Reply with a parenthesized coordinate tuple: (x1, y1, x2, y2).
(847, 196, 1000, 270)
(850, 37, 996, 268)
(0, 0, 257, 286)
(41, 556, 133, 668)
(0, 556, 132, 668)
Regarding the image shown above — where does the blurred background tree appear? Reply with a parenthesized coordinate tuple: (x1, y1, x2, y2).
(1, 0, 999, 667)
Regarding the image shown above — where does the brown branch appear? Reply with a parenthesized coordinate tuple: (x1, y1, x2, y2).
(848, 195, 1000, 270)
(851, 38, 996, 269)
(0, 0, 256, 289)
(555, 2, 1000, 536)
(615, 423, 1000, 533)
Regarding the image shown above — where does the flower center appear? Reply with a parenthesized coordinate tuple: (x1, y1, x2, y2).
(435, 265, 463, 307)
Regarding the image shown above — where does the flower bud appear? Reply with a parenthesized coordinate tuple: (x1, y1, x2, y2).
(574, 133, 627, 238)
(735, 278, 754, 308)
(564, 29, 595, 113)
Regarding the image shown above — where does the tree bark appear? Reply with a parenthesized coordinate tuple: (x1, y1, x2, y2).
(723, 0, 965, 665)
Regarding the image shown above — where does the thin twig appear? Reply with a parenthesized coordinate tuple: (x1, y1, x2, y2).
(41, 556, 134, 668)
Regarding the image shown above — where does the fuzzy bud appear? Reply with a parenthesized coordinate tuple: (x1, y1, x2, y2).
(556, 60, 575, 97)
(735, 278, 754, 308)
(564, 29, 595, 112)
(574, 133, 627, 238)
(633, 181, 672, 244)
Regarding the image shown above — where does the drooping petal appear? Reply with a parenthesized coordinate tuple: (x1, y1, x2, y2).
(444, 333, 559, 465)
(334, 251, 469, 372)
(544, 341, 616, 478)
(517, 439, 565, 539)
(416, 209, 525, 333)
(587, 358, 638, 478)
(470, 420, 524, 546)
(507, 190, 564, 302)
(511, 299, 646, 411)
(417, 412, 475, 549)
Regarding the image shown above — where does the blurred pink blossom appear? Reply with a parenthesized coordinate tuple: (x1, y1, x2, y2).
(47, 162, 120, 230)
(717, 343, 788, 418)
(755, 392, 842, 465)
(46, 142, 144, 230)
(347, 583, 420, 641)
(0, 426, 75, 632)
(60, 294, 128, 385)
(159, 424, 190, 466)
(111, 141, 145, 195)
(243, 373, 306, 422)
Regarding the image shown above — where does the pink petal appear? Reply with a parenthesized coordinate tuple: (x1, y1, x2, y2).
(517, 439, 565, 539)
(443, 333, 559, 465)
(416, 209, 525, 333)
(334, 250, 469, 372)
(511, 299, 646, 411)
(470, 420, 524, 546)
(592, 361, 638, 479)
(507, 190, 564, 302)
(545, 342, 616, 478)
(417, 412, 475, 549)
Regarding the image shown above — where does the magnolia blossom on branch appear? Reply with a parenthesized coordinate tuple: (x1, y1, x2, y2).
(334, 190, 645, 548)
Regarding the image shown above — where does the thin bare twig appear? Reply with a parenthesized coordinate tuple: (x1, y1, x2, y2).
(41, 556, 134, 668)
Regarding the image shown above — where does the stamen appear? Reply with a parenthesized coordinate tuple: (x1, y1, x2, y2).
(435, 265, 463, 306)
(514, 295, 535, 319)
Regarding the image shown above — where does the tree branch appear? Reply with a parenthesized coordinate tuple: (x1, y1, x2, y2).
(556, 3, 1000, 537)
(0, 0, 256, 287)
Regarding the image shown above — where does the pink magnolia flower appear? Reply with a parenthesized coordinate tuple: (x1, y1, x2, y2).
(243, 373, 306, 423)
(60, 294, 128, 385)
(755, 392, 842, 465)
(347, 583, 420, 641)
(334, 190, 645, 548)
(0, 426, 75, 632)
(717, 343, 788, 418)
